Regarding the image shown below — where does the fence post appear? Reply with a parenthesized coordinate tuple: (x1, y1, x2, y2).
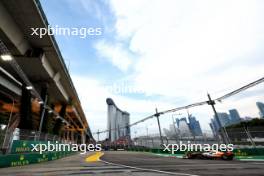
(155, 108, 164, 146)
(38, 94, 48, 140)
(207, 93, 230, 144)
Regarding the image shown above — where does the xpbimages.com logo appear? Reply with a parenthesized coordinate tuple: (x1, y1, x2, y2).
(163, 141, 234, 154)
(31, 141, 102, 154)
(30, 25, 102, 38)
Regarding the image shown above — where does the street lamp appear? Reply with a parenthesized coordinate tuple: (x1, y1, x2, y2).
(0, 54, 13, 61)
(26, 86, 33, 90)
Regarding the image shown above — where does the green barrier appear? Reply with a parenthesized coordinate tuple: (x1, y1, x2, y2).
(233, 148, 264, 156)
(0, 151, 74, 168)
(11, 140, 49, 154)
(0, 140, 76, 168)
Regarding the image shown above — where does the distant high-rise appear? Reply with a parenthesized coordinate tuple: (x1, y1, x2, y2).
(210, 112, 230, 136)
(210, 118, 220, 136)
(175, 116, 203, 137)
(215, 112, 230, 127)
(176, 117, 192, 137)
(106, 98, 130, 142)
(209, 122, 217, 137)
(256, 102, 264, 118)
(229, 109, 241, 124)
(188, 115, 203, 136)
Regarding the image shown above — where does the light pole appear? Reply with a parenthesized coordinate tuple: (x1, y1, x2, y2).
(146, 125, 149, 137)
(97, 129, 100, 142)
(145, 125, 149, 147)
(155, 108, 163, 146)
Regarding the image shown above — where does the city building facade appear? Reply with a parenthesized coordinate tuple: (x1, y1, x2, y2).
(106, 98, 130, 142)
(256, 102, 264, 118)
(229, 109, 241, 124)
(188, 115, 203, 136)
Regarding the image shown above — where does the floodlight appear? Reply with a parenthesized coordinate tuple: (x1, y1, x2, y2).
(0, 54, 13, 61)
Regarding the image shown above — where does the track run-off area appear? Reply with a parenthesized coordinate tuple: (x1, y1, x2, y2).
(1, 151, 264, 176)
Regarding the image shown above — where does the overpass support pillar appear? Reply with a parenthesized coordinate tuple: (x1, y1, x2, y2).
(66, 130, 70, 142)
(73, 132, 77, 143)
(70, 131, 74, 143)
(39, 86, 49, 134)
(70, 131, 73, 142)
(18, 85, 32, 130)
(53, 104, 66, 135)
(81, 131, 86, 144)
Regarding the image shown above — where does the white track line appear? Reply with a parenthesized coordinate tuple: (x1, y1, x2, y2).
(100, 159, 199, 176)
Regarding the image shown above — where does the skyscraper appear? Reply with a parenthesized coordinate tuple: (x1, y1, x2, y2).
(209, 122, 217, 137)
(175, 116, 203, 137)
(209, 118, 220, 136)
(210, 112, 230, 136)
(188, 115, 203, 136)
(256, 102, 264, 118)
(106, 98, 130, 142)
(176, 117, 192, 137)
(229, 109, 241, 124)
(215, 112, 230, 127)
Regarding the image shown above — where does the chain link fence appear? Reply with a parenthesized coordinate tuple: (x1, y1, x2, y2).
(132, 129, 264, 149)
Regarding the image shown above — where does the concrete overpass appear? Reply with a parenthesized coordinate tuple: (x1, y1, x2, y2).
(0, 0, 93, 150)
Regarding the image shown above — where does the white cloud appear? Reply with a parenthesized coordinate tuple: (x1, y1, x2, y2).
(108, 0, 264, 101)
(74, 0, 264, 136)
(94, 40, 132, 72)
(72, 75, 178, 134)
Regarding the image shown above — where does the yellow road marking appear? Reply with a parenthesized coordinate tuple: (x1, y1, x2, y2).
(85, 152, 104, 162)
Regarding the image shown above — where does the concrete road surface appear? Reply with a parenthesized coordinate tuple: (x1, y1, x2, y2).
(0, 151, 264, 176)
(101, 151, 264, 176)
(0, 152, 171, 176)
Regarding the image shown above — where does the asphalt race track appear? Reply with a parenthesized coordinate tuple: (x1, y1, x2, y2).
(101, 151, 264, 176)
(0, 151, 264, 176)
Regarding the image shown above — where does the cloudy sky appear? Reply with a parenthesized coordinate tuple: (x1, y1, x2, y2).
(40, 0, 264, 136)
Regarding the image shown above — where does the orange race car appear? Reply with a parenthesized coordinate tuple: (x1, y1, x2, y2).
(185, 150, 234, 160)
